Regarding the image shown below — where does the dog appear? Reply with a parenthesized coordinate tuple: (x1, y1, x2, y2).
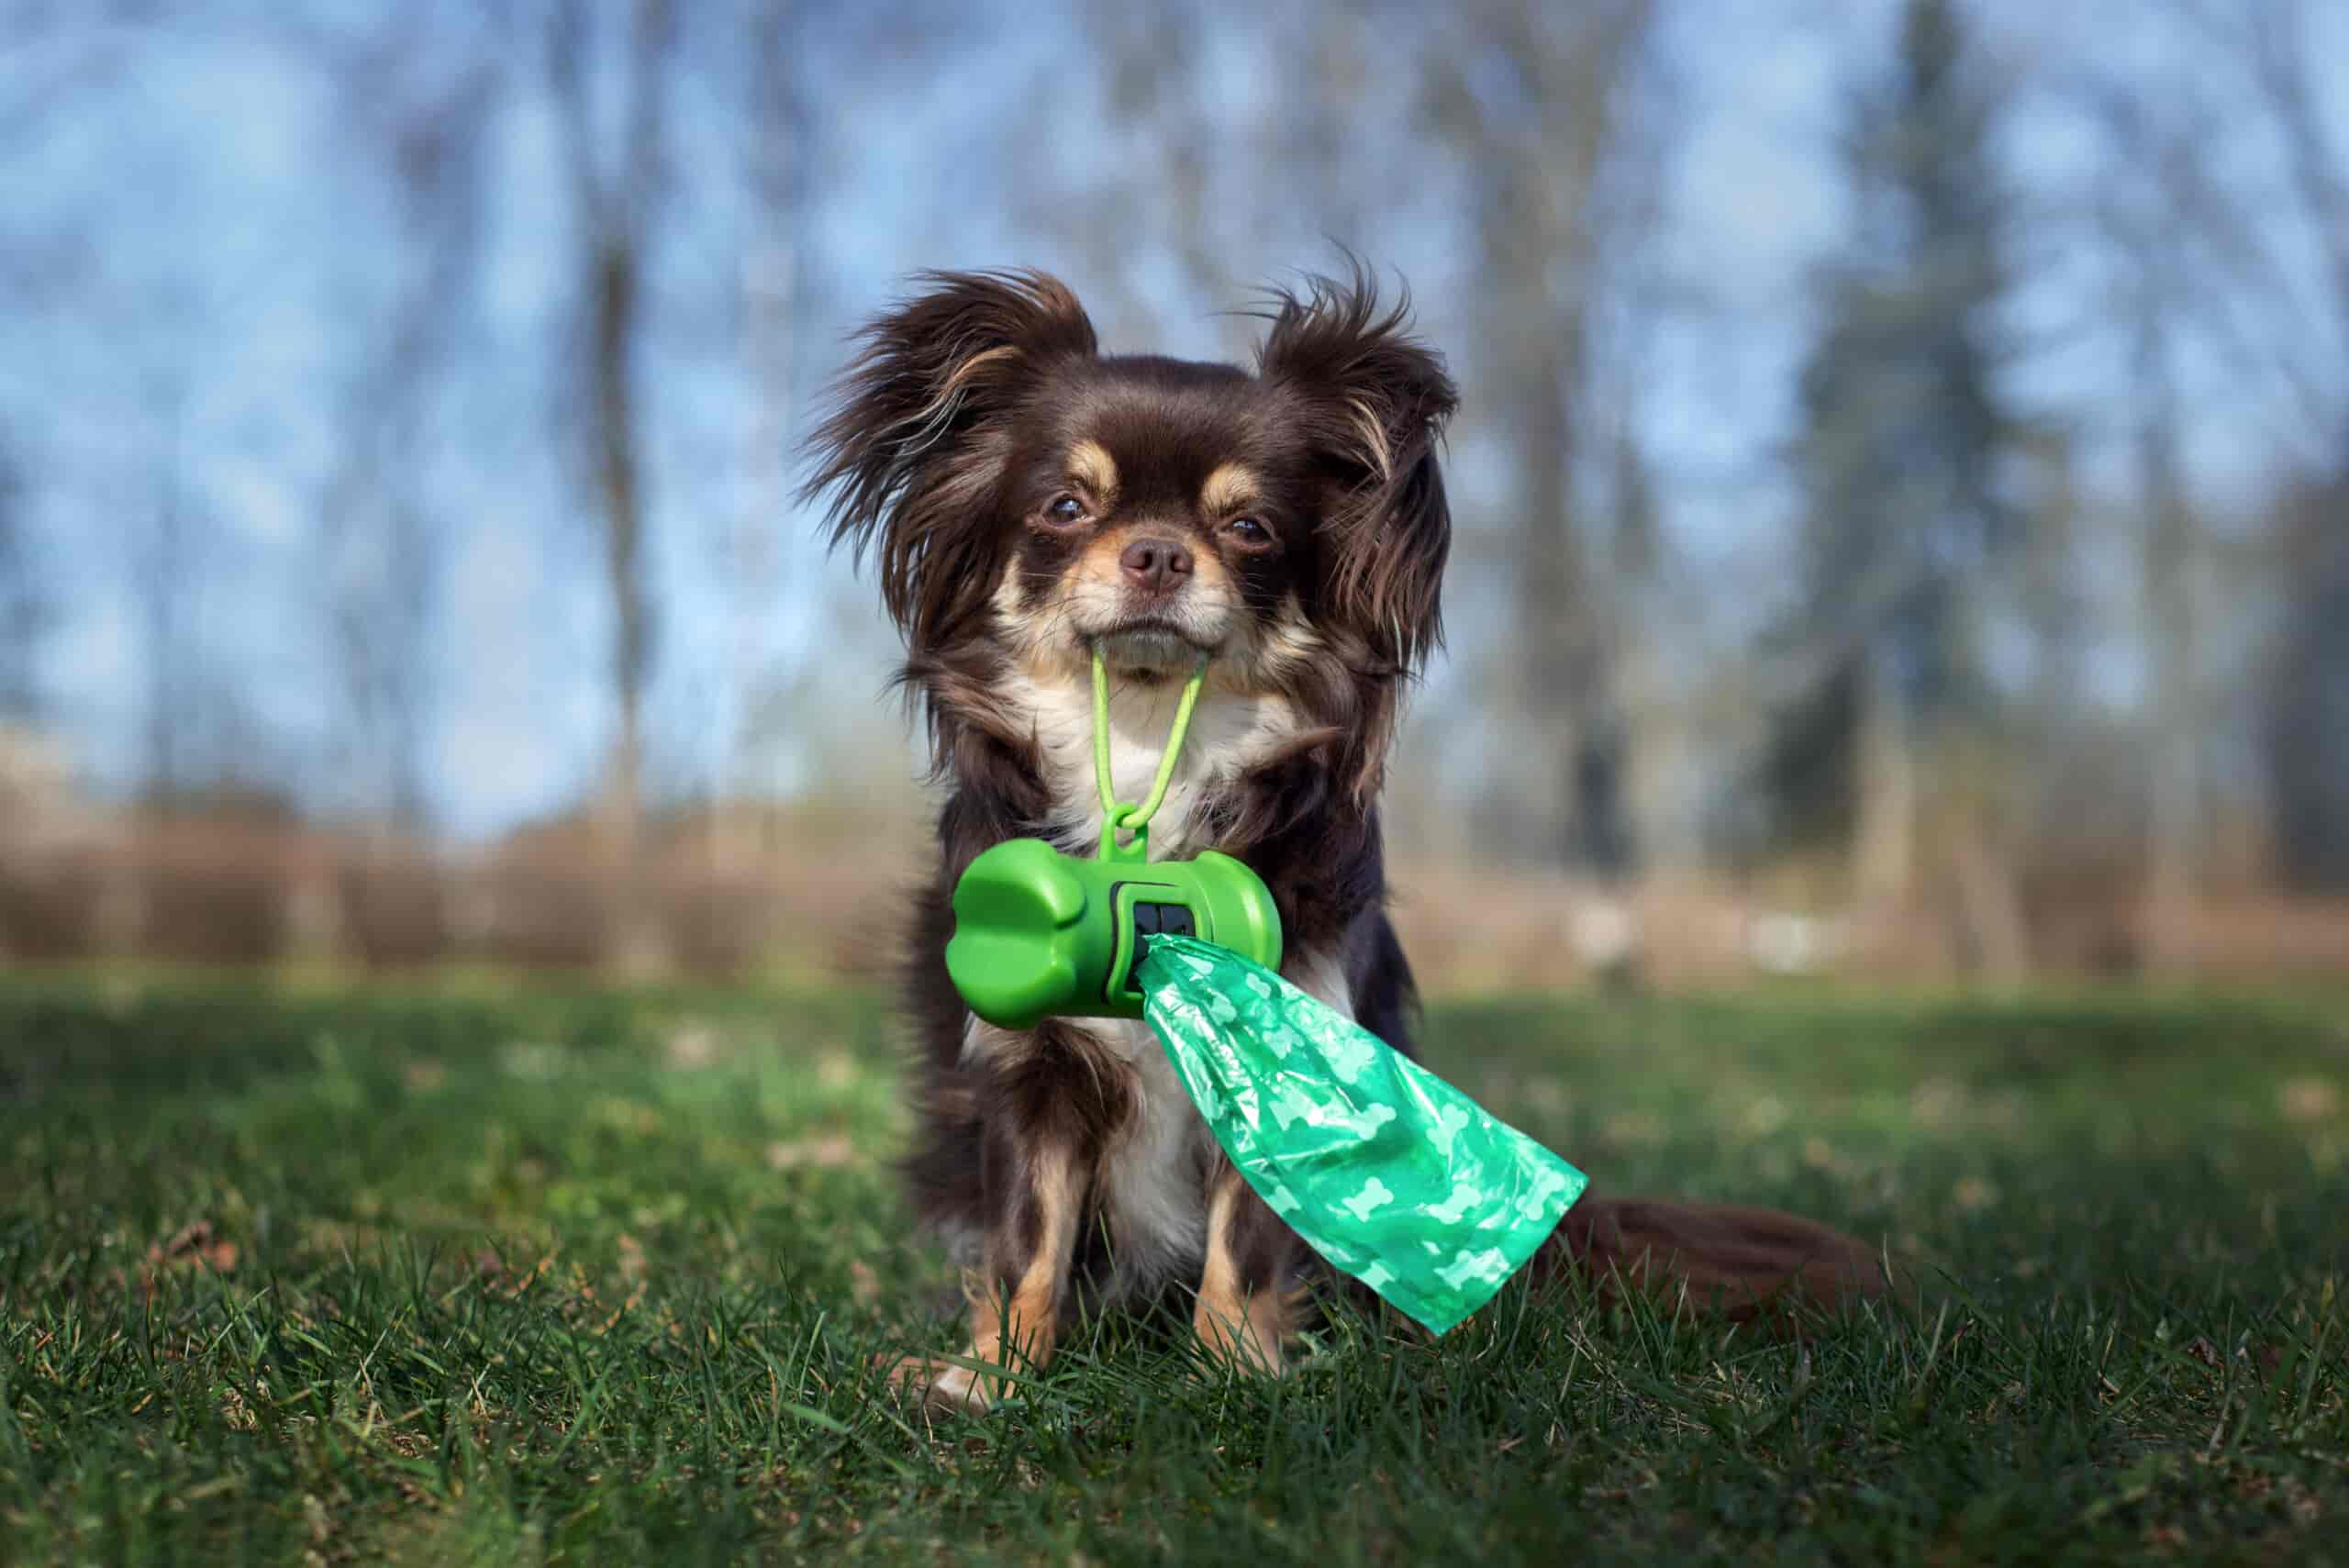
(805, 266, 1888, 1411)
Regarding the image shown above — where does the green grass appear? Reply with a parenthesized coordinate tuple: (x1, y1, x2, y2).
(3, 973, 2345, 1564)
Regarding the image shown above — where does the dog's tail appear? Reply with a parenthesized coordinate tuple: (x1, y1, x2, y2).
(1534, 1194, 1900, 1324)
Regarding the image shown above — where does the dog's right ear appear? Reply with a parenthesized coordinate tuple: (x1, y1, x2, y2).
(802, 270, 1097, 643)
(1254, 263, 1456, 677)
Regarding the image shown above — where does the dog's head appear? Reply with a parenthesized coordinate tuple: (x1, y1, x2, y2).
(807, 266, 1455, 673)
(805, 266, 1455, 806)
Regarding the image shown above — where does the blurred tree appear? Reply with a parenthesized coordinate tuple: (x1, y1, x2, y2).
(2075, 48, 2245, 953)
(2128, 257, 2205, 947)
(2080, 0, 2349, 895)
(2011, 429, 2082, 751)
(1422, 0, 1663, 883)
(131, 391, 194, 802)
(2264, 481, 2349, 891)
(0, 1, 138, 734)
(0, 437, 42, 723)
(1604, 415, 1695, 873)
(1281, 0, 1374, 251)
(2232, 0, 2349, 893)
(1052, 0, 1431, 349)
(1765, 0, 2028, 970)
(548, 0, 675, 969)
(718, 0, 812, 859)
(1998, 422, 2155, 952)
(318, 7, 501, 834)
(1092, 4, 1228, 337)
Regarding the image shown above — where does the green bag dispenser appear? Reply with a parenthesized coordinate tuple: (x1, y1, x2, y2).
(945, 652, 1281, 1030)
(946, 829, 1284, 1031)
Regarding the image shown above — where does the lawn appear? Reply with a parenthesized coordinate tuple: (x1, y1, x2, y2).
(2, 973, 2344, 1564)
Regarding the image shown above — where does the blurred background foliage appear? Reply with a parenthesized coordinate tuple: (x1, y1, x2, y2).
(2, 0, 2346, 988)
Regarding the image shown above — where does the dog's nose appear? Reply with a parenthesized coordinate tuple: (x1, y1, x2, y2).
(1119, 537, 1194, 594)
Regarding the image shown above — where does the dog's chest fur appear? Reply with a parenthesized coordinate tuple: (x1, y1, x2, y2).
(1000, 662, 1301, 856)
(960, 664, 1352, 1296)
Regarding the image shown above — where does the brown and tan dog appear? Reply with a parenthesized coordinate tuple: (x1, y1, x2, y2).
(805, 266, 1889, 1411)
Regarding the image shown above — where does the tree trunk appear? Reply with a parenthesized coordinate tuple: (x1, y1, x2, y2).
(1853, 644, 1914, 908)
(551, 0, 673, 974)
(2135, 313, 2199, 970)
(719, 0, 804, 869)
(1483, 0, 1653, 881)
(1510, 317, 1592, 867)
(139, 436, 187, 802)
(592, 236, 662, 974)
(1945, 743, 2030, 986)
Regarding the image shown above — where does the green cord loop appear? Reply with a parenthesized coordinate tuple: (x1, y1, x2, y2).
(1092, 644, 1211, 858)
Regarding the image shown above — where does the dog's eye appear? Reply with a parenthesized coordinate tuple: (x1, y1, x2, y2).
(1224, 517, 1274, 546)
(1044, 495, 1086, 527)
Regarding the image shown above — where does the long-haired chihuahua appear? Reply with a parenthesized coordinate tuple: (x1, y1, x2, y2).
(805, 265, 1887, 1411)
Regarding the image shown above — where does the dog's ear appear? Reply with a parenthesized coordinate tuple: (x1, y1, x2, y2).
(804, 270, 1097, 644)
(1255, 265, 1457, 673)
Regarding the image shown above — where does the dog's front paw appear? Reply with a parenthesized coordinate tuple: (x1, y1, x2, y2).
(881, 1352, 999, 1414)
(1188, 1307, 1288, 1379)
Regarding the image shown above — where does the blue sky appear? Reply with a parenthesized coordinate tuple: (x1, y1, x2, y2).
(3, 0, 2341, 839)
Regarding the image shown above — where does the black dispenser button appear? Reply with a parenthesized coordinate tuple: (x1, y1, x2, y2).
(1139, 903, 1193, 939)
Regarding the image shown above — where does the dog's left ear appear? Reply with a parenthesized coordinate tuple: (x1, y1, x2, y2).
(1256, 267, 1458, 672)
(803, 270, 1098, 647)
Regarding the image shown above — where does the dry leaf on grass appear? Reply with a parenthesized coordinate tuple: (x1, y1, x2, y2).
(665, 1025, 720, 1070)
(2279, 1077, 2339, 1123)
(142, 1219, 239, 1292)
(765, 1133, 857, 1170)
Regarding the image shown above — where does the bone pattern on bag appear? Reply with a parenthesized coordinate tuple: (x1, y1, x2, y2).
(1136, 934, 1587, 1336)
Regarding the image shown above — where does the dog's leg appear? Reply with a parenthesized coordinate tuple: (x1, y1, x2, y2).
(1185, 941, 1353, 1373)
(1191, 1162, 1304, 1374)
(895, 1134, 1085, 1414)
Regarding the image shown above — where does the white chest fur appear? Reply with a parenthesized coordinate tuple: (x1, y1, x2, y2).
(1094, 947, 1356, 1290)
(1094, 1016, 1212, 1284)
(1001, 663, 1300, 855)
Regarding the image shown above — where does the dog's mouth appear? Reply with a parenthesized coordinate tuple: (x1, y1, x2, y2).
(1092, 618, 1217, 673)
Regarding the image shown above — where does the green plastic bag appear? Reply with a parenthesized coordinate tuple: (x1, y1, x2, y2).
(1136, 935, 1588, 1336)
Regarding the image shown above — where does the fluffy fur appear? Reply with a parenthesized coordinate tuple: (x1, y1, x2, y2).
(805, 266, 1888, 1410)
